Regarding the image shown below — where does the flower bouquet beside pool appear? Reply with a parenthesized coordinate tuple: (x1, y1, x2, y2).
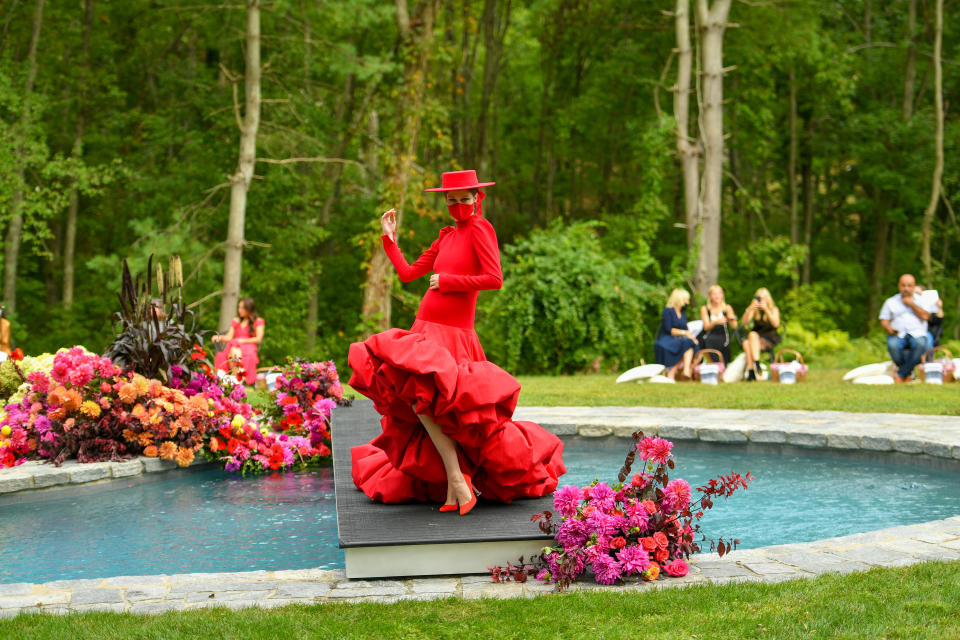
(204, 412, 329, 475)
(264, 359, 351, 447)
(514, 434, 752, 591)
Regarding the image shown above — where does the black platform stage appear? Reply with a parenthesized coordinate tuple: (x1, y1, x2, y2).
(333, 401, 553, 578)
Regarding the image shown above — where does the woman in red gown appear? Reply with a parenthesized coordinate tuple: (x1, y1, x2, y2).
(348, 170, 566, 514)
(212, 297, 265, 386)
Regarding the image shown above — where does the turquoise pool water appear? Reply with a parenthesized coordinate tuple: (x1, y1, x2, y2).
(2, 439, 959, 584)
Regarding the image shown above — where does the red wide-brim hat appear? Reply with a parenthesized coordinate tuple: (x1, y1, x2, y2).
(424, 169, 495, 192)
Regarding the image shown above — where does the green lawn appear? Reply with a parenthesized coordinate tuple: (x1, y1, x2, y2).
(514, 369, 960, 415)
(2, 562, 958, 639)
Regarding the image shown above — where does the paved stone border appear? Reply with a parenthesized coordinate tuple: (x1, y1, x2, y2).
(0, 456, 209, 497)
(1, 516, 957, 617)
(513, 406, 960, 461)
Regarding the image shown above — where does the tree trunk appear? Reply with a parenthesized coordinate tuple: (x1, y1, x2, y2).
(63, 0, 95, 310)
(920, 0, 943, 287)
(2, 0, 45, 317)
(694, 0, 731, 296)
(218, 0, 261, 331)
(360, 0, 439, 334)
(867, 209, 890, 330)
(801, 150, 814, 285)
(674, 0, 700, 252)
(788, 65, 799, 247)
(903, 0, 917, 120)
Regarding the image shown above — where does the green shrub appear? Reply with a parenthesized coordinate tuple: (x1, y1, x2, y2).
(477, 221, 659, 374)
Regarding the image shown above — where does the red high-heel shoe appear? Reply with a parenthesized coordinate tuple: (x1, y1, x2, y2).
(459, 480, 479, 516)
(439, 502, 458, 512)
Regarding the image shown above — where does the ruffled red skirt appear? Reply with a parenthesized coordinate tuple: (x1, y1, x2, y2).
(347, 318, 566, 504)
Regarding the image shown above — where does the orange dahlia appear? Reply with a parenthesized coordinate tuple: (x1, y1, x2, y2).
(147, 379, 163, 397)
(158, 441, 178, 461)
(132, 375, 149, 396)
(62, 388, 83, 413)
(143, 445, 158, 457)
(175, 447, 194, 467)
(131, 404, 147, 420)
(118, 383, 138, 404)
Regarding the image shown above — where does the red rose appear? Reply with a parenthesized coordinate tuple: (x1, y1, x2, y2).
(654, 548, 669, 564)
(642, 500, 657, 515)
(610, 536, 627, 550)
(663, 559, 689, 577)
(641, 537, 657, 552)
(653, 531, 669, 549)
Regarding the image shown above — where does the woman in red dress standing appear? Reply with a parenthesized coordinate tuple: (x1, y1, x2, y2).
(348, 170, 566, 514)
(212, 297, 265, 386)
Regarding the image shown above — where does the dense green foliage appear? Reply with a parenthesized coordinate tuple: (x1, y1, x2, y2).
(478, 222, 657, 373)
(1, 1, 958, 372)
(2, 562, 959, 639)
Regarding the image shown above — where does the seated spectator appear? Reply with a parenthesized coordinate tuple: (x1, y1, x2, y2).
(654, 288, 699, 380)
(880, 274, 930, 383)
(699, 284, 738, 364)
(740, 287, 781, 382)
(914, 284, 944, 350)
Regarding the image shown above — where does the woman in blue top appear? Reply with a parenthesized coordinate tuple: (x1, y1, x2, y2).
(654, 288, 699, 380)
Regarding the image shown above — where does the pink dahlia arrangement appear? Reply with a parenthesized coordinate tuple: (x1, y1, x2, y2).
(265, 358, 350, 452)
(0, 348, 345, 475)
(518, 433, 752, 590)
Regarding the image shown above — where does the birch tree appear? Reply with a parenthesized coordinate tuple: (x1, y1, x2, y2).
(218, 0, 261, 331)
(694, 0, 731, 295)
(921, 0, 943, 287)
(674, 0, 700, 253)
(360, 0, 439, 334)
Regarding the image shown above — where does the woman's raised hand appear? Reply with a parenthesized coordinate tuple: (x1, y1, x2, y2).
(381, 208, 397, 240)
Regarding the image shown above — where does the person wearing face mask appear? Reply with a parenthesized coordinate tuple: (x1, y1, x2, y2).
(654, 288, 699, 380)
(348, 170, 566, 515)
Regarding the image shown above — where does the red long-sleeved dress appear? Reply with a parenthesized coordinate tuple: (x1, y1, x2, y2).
(347, 214, 566, 504)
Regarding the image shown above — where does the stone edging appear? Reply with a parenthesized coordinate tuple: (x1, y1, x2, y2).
(1, 516, 957, 617)
(512, 406, 960, 461)
(0, 456, 209, 497)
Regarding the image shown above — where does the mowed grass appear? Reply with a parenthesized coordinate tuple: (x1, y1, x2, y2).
(514, 369, 960, 415)
(2, 562, 958, 639)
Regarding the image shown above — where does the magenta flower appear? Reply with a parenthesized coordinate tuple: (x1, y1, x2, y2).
(624, 499, 650, 530)
(68, 363, 95, 388)
(556, 517, 589, 548)
(588, 482, 615, 511)
(616, 544, 652, 575)
(28, 371, 50, 394)
(662, 478, 692, 512)
(591, 555, 622, 585)
(553, 485, 583, 517)
(637, 436, 673, 464)
(50, 362, 70, 384)
(585, 510, 618, 537)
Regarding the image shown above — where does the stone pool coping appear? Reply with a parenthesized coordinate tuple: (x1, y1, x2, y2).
(513, 406, 960, 460)
(0, 456, 210, 498)
(1, 516, 958, 616)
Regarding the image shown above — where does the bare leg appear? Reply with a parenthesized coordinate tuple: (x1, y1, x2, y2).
(418, 412, 473, 506)
(746, 331, 761, 367)
(666, 362, 681, 380)
(681, 348, 694, 379)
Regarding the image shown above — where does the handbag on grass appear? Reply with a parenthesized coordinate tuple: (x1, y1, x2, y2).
(920, 346, 955, 384)
(770, 349, 807, 384)
(693, 349, 726, 386)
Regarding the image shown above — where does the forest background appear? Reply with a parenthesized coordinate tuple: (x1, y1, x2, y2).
(0, 0, 957, 375)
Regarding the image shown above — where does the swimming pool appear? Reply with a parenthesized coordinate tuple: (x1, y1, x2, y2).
(2, 438, 959, 584)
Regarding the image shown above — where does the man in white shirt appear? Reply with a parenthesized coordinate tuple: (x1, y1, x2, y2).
(878, 274, 931, 383)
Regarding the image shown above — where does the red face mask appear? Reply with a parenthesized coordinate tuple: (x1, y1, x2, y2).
(448, 202, 476, 221)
